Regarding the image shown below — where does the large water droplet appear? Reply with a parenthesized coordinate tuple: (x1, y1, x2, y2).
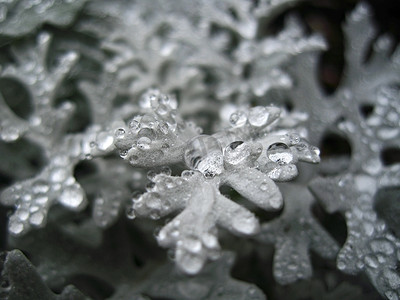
(184, 135, 224, 178)
(267, 143, 293, 164)
(224, 141, 251, 165)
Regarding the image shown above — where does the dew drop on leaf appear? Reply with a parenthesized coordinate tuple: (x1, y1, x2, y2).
(267, 143, 293, 164)
(58, 184, 85, 209)
(229, 111, 247, 127)
(224, 141, 251, 165)
(184, 135, 223, 178)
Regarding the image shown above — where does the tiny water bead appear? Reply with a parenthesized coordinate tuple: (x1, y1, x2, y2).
(267, 143, 293, 164)
(184, 135, 224, 178)
(126, 206, 136, 220)
(119, 150, 128, 158)
(114, 128, 125, 138)
(288, 133, 300, 145)
(181, 170, 195, 178)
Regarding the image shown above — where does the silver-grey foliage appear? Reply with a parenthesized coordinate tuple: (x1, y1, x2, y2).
(0, 0, 399, 299)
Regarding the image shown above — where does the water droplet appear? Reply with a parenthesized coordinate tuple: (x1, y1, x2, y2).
(1, 126, 20, 142)
(267, 143, 293, 164)
(184, 135, 223, 178)
(9, 219, 24, 235)
(337, 260, 346, 270)
(156, 104, 169, 115)
(35, 196, 48, 205)
(137, 137, 151, 149)
(50, 168, 69, 182)
(129, 119, 140, 131)
(182, 170, 195, 178)
(183, 236, 202, 253)
(16, 209, 29, 221)
(177, 251, 204, 274)
(30, 211, 45, 226)
(119, 150, 128, 158)
(146, 182, 156, 191)
(229, 111, 247, 127)
(126, 207, 136, 220)
(248, 106, 280, 127)
(364, 255, 379, 269)
(288, 133, 300, 145)
(164, 178, 175, 189)
(146, 193, 162, 210)
(377, 128, 398, 140)
(58, 184, 86, 210)
(295, 142, 306, 151)
(259, 181, 269, 191)
(158, 121, 169, 134)
(224, 141, 251, 165)
(147, 170, 157, 181)
(114, 128, 125, 138)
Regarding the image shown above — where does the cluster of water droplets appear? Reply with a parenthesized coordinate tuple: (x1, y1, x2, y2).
(0, 32, 79, 145)
(1, 153, 86, 236)
(229, 106, 281, 129)
(367, 85, 400, 142)
(114, 90, 202, 167)
(129, 166, 192, 220)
